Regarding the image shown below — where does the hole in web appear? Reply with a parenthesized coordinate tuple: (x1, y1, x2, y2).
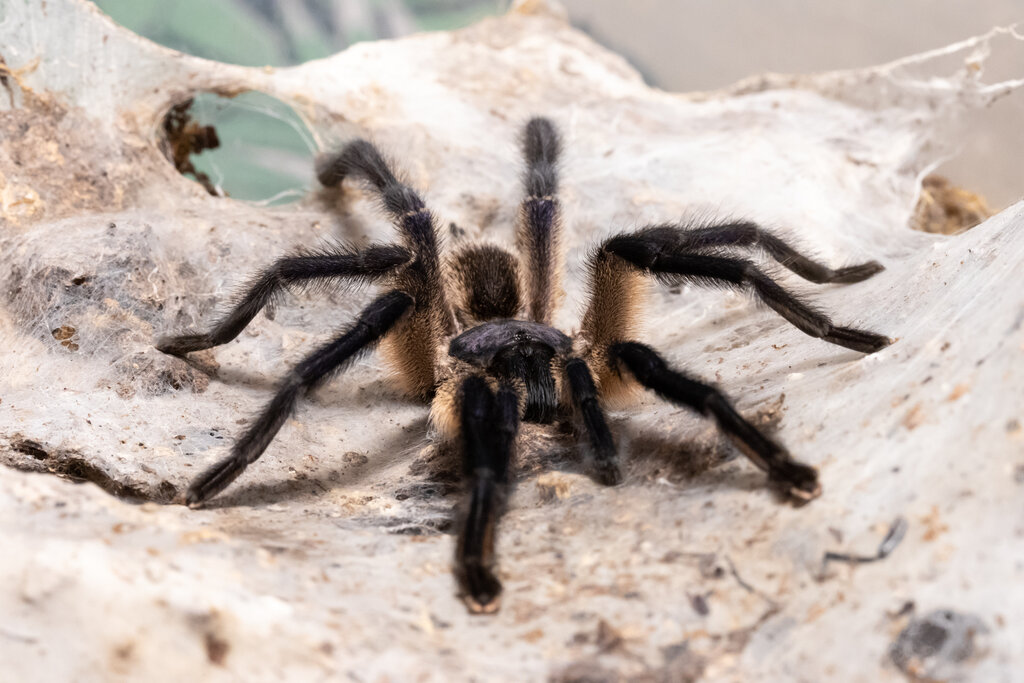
(159, 91, 317, 205)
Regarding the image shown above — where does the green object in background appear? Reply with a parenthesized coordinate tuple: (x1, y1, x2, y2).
(94, 0, 505, 202)
(185, 92, 318, 205)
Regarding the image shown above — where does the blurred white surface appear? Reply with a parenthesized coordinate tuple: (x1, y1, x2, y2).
(565, 0, 1024, 208)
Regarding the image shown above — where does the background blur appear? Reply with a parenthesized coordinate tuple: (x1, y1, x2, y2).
(95, 0, 1022, 208)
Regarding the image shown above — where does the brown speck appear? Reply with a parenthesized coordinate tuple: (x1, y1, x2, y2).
(51, 325, 75, 341)
(911, 175, 992, 235)
(689, 593, 710, 616)
(521, 628, 544, 643)
(342, 451, 369, 466)
(946, 384, 969, 401)
(205, 632, 229, 666)
(595, 620, 623, 653)
(920, 506, 949, 541)
(902, 403, 925, 431)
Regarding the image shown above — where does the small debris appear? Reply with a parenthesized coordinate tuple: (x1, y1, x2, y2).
(12, 438, 49, 460)
(901, 404, 925, 431)
(821, 517, 907, 572)
(890, 609, 988, 680)
(910, 174, 992, 235)
(920, 506, 949, 542)
(51, 325, 79, 351)
(688, 592, 710, 616)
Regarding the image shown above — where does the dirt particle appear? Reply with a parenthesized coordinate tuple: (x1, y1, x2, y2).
(946, 384, 969, 401)
(342, 451, 369, 466)
(12, 438, 49, 460)
(902, 403, 925, 431)
(890, 609, 988, 680)
(51, 325, 75, 340)
(204, 632, 230, 666)
(689, 592, 710, 616)
(521, 627, 544, 643)
(920, 506, 949, 542)
(911, 175, 992, 235)
(535, 471, 573, 502)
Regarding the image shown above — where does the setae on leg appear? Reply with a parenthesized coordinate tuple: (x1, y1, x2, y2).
(603, 231, 891, 354)
(659, 221, 884, 284)
(564, 357, 621, 486)
(517, 116, 564, 324)
(609, 341, 820, 501)
(186, 290, 413, 506)
(456, 375, 519, 613)
(157, 244, 410, 356)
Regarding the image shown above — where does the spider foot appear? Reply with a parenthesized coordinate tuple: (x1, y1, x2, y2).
(829, 261, 884, 284)
(770, 461, 821, 502)
(186, 456, 248, 507)
(460, 563, 503, 614)
(591, 459, 623, 486)
(823, 327, 893, 354)
(157, 332, 211, 357)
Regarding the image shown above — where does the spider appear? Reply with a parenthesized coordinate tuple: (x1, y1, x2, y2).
(157, 117, 891, 614)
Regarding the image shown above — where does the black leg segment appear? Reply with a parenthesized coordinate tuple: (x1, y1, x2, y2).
(185, 290, 414, 506)
(656, 222, 884, 284)
(316, 139, 425, 218)
(316, 139, 441, 258)
(603, 231, 891, 354)
(565, 358, 621, 485)
(456, 376, 519, 613)
(609, 341, 820, 500)
(157, 244, 410, 357)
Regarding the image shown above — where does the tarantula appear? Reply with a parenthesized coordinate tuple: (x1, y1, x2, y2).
(157, 117, 890, 613)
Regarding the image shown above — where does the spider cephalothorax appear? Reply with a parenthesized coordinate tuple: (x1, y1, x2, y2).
(158, 117, 891, 613)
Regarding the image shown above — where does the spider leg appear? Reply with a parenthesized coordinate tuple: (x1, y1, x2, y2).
(185, 290, 413, 506)
(157, 244, 410, 357)
(609, 341, 820, 500)
(317, 139, 444, 265)
(517, 117, 563, 324)
(318, 139, 453, 396)
(564, 358, 621, 485)
(657, 222, 884, 284)
(603, 233, 891, 354)
(457, 375, 518, 613)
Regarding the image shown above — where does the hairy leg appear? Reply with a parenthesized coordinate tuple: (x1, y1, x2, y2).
(318, 138, 453, 395)
(456, 375, 519, 614)
(653, 222, 884, 284)
(186, 290, 413, 506)
(564, 357, 621, 485)
(603, 232, 891, 354)
(610, 341, 820, 501)
(517, 117, 563, 324)
(157, 244, 410, 356)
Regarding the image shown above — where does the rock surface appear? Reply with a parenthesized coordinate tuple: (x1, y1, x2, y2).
(1, 1, 1022, 680)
